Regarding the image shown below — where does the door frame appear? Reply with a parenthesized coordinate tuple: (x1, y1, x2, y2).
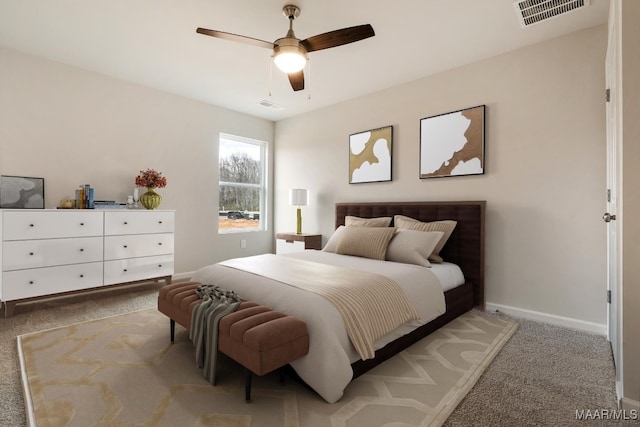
(605, 0, 624, 402)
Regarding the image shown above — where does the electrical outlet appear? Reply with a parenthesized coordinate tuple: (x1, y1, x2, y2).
(240, 239, 247, 249)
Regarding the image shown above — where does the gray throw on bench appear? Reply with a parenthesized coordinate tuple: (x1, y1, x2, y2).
(189, 284, 241, 384)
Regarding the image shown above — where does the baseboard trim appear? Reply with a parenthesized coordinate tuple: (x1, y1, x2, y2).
(485, 302, 607, 335)
(621, 397, 640, 411)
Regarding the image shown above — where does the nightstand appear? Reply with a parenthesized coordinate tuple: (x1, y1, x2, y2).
(276, 233, 322, 254)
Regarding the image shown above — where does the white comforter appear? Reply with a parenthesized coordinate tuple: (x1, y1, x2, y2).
(190, 251, 446, 403)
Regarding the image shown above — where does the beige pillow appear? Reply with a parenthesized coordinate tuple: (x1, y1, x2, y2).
(345, 215, 392, 227)
(335, 226, 396, 260)
(394, 215, 457, 263)
(386, 229, 444, 267)
(322, 225, 346, 253)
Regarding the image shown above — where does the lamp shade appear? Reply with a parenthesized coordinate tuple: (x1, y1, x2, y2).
(289, 188, 309, 206)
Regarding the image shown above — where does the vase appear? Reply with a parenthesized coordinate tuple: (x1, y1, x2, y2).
(140, 187, 162, 210)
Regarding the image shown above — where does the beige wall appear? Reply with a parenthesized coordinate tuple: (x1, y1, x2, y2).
(274, 25, 608, 327)
(620, 0, 640, 408)
(0, 47, 275, 276)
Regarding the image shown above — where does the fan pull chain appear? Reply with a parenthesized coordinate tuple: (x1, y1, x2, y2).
(268, 57, 273, 97)
(307, 59, 311, 100)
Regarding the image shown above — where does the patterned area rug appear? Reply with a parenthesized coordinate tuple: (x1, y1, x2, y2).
(18, 309, 517, 426)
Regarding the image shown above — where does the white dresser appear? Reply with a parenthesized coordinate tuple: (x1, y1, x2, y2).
(0, 209, 175, 316)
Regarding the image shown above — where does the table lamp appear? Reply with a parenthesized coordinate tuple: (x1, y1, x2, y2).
(289, 188, 309, 234)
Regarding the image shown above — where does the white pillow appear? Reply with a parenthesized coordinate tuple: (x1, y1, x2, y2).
(345, 216, 392, 227)
(322, 226, 346, 253)
(393, 215, 457, 263)
(386, 229, 444, 267)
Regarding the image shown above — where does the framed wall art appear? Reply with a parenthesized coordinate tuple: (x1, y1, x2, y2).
(349, 125, 393, 184)
(0, 175, 45, 209)
(419, 105, 485, 179)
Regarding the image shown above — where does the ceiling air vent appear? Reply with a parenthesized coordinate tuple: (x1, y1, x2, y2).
(257, 99, 286, 111)
(513, 0, 590, 28)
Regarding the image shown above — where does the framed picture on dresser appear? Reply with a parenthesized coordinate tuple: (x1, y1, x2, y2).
(0, 175, 45, 209)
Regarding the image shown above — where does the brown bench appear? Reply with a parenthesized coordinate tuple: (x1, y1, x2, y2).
(158, 281, 309, 402)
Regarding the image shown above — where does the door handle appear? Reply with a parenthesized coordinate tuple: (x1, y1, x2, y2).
(603, 213, 617, 223)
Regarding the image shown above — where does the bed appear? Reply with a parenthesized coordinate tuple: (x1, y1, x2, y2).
(191, 201, 485, 403)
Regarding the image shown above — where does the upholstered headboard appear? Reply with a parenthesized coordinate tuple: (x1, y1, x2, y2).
(335, 201, 485, 308)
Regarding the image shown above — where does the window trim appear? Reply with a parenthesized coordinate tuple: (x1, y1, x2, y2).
(218, 133, 267, 234)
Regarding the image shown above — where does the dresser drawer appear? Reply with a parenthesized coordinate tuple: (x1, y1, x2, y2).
(103, 254, 173, 285)
(104, 233, 174, 261)
(2, 262, 103, 300)
(2, 211, 103, 241)
(3, 237, 103, 271)
(104, 211, 174, 235)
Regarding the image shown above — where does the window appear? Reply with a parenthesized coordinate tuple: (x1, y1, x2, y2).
(218, 133, 267, 233)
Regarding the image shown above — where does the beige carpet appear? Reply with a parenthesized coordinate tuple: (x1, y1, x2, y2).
(18, 309, 517, 427)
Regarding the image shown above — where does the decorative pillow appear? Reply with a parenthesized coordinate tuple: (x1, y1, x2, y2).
(322, 225, 346, 253)
(335, 226, 396, 260)
(393, 215, 457, 263)
(386, 229, 444, 267)
(345, 216, 392, 227)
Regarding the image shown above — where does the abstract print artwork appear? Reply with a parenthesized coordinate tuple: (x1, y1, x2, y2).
(349, 125, 393, 184)
(420, 105, 485, 179)
(0, 175, 45, 208)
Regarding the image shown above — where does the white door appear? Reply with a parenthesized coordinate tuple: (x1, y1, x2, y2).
(605, 5, 621, 383)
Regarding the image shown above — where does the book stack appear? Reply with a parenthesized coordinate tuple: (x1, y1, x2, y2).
(75, 184, 94, 209)
(93, 200, 127, 209)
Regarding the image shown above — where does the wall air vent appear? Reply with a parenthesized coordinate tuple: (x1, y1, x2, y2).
(513, 0, 590, 28)
(257, 99, 286, 111)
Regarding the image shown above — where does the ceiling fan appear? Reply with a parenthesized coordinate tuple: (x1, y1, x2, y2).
(196, 4, 375, 92)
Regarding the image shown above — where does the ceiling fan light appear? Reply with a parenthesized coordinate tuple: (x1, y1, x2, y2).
(274, 52, 306, 73)
(273, 41, 307, 73)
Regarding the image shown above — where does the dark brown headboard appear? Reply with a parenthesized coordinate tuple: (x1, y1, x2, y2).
(335, 201, 485, 308)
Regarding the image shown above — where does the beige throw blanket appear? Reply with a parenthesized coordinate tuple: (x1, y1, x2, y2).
(220, 254, 419, 360)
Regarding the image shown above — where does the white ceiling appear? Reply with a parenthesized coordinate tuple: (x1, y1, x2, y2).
(0, 0, 609, 121)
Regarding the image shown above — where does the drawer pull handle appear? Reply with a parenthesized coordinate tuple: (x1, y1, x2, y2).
(80, 274, 84, 278)
(123, 245, 128, 248)
(29, 252, 34, 256)
(123, 269, 128, 272)
(158, 242, 162, 245)
(29, 224, 34, 227)
(159, 221, 163, 224)
(158, 264, 163, 267)
(80, 248, 84, 252)
(80, 222, 85, 226)
(124, 222, 128, 225)
(29, 280, 34, 285)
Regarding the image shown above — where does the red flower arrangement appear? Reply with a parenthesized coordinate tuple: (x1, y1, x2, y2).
(135, 169, 167, 189)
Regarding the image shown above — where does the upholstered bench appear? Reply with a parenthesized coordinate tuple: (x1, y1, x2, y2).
(157, 281, 200, 340)
(157, 281, 309, 402)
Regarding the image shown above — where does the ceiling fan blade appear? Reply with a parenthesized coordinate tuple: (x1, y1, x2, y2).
(196, 27, 274, 50)
(300, 24, 374, 53)
(288, 70, 305, 91)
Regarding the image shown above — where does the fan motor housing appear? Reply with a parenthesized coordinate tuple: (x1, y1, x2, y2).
(274, 37, 308, 58)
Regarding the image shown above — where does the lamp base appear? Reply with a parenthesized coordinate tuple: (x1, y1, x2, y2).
(296, 207, 302, 234)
